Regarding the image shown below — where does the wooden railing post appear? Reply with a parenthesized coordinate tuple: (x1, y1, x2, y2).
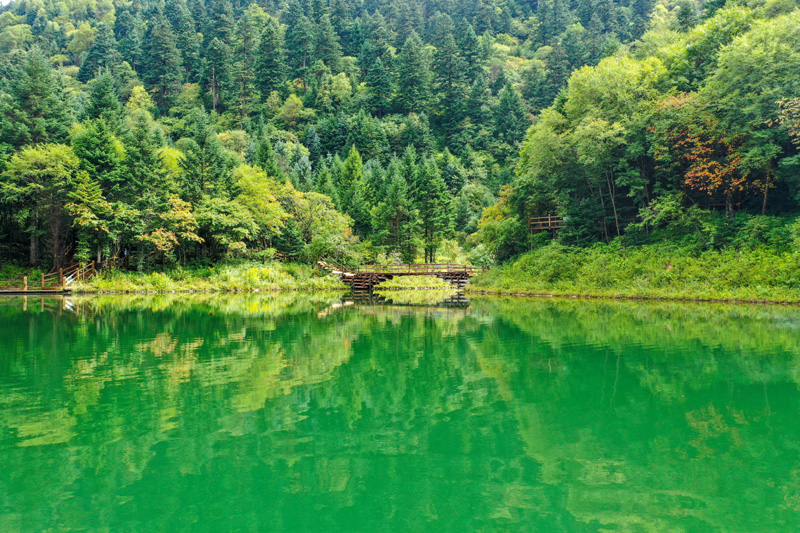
(23, 276, 27, 292)
(41, 273, 44, 289)
(59, 268, 64, 289)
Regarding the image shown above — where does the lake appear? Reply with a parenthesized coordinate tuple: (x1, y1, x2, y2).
(1, 292, 799, 531)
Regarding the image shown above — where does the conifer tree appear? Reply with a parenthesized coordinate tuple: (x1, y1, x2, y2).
(395, 31, 431, 114)
(494, 82, 529, 145)
(256, 137, 284, 180)
(456, 20, 482, 82)
(71, 119, 125, 197)
(315, 14, 343, 71)
(338, 144, 363, 212)
(371, 174, 419, 263)
(433, 32, 467, 138)
(207, 0, 235, 46)
(166, 0, 202, 82)
(121, 87, 166, 201)
(179, 111, 232, 201)
(284, 1, 315, 85)
(83, 71, 122, 132)
(416, 160, 452, 262)
(256, 17, 287, 99)
(365, 56, 392, 117)
(306, 126, 323, 167)
(142, 17, 184, 112)
(6, 51, 73, 147)
(204, 37, 233, 112)
(115, 4, 144, 72)
(78, 23, 122, 83)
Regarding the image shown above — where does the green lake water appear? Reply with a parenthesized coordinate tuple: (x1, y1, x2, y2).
(2, 292, 800, 532)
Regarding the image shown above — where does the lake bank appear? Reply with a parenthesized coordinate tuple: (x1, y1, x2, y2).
(467, 243, 800, 304)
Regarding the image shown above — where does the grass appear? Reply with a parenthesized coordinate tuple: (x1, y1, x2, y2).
(468, 242, 800, 303)
(73, 261, 347, 293)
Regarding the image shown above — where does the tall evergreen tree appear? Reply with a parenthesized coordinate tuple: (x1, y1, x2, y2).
(71, 118, 125, 196)
(142, 17, 185, 112)
(494, 82, 529, 146)
(415, 158, 452, 262)
(204, 37, 233, 112)
(433, 32, 467, 138)
(165, 0, 202, 82)
(338, 144, 363, 212)
(115, 3, 144, 72)
(395, 31, 431, 114)
(365, 56, 392, 117)
(83, 71, 122, 132)
(315, 14, 343, 71)
(78, 23, 122, 83)
(256, 17, 287, 99)
(372, 173, 419, 263)
(456, 19, 482, 82)
(5, 51, 73, 147)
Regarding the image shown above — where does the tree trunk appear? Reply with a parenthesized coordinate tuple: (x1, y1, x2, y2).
(762, 174, 770, 216)
(606, 171, 621, 237)
(29, 227, 37, 266)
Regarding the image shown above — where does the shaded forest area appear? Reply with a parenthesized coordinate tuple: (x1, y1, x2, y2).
(0, 0, 798, 272)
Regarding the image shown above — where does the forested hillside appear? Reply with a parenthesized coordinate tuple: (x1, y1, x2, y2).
(0, 0, 798, 272)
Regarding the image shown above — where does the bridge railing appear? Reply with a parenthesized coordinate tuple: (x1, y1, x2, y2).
(354, 263, 487, 275)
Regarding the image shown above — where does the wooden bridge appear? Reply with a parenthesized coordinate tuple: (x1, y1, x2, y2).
(319, 262, 487, 291)
(0, 262, 97, 294)
(529, 215, 564, 234)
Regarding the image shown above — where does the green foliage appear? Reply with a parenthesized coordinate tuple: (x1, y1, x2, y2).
(2, 0, 799, 283)
(472, 240, 800, 302)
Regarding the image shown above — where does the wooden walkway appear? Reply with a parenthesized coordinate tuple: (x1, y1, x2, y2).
(319, 262, 487, 291)
(0, 262, 97, 294)
(529, 215, 563, 234)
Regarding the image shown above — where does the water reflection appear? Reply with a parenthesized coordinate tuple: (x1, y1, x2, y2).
(1, 294, 800, 531)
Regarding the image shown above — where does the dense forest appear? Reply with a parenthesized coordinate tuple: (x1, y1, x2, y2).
(0, 0, 798, 271)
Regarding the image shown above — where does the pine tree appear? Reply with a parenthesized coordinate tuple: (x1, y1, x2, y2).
(204, 37, 233, 113)
(315, 163, 340, 206)
(7, 51, 73, 147)
(292, 153, 313, 191)
(256, 17, 287, 100)
(468, 72, 492, 129)
(494, 82, 529, 145)
(166, 0, 202, 82)
(365, 56, 392, 117)
(315, 14, 343, 71)
(371, 174, 419, 263)
(207, 0, 235, 46)
(67, 171, 112, 263)
(179, 110, 232, 201)
(284, 1, 315, 85)
(348, 180, 372, 237)
(456, 19, 482, 82)
(307, 126, 323, 167)
(123, 112, 166, 202)
(115, 4, 144, 72)
(415, 158, 452, 262)
(338, 144, 363, 212)
(72, 119, 125, 197)
(142, 17, 185, 112)
(433, 32, 468, 138)
(275, 218, 305, 258)
(255, 136, 284, 180)
(395, 31, 431, 114)
(78, 23, 122, 83)
(83, 70, 122, 131)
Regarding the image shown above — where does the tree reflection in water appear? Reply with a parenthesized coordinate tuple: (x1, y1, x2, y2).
(1, 294, 799, 531)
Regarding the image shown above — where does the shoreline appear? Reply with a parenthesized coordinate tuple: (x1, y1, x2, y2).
(2, 284, 799, 307)
(465, 288, 800, 306)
